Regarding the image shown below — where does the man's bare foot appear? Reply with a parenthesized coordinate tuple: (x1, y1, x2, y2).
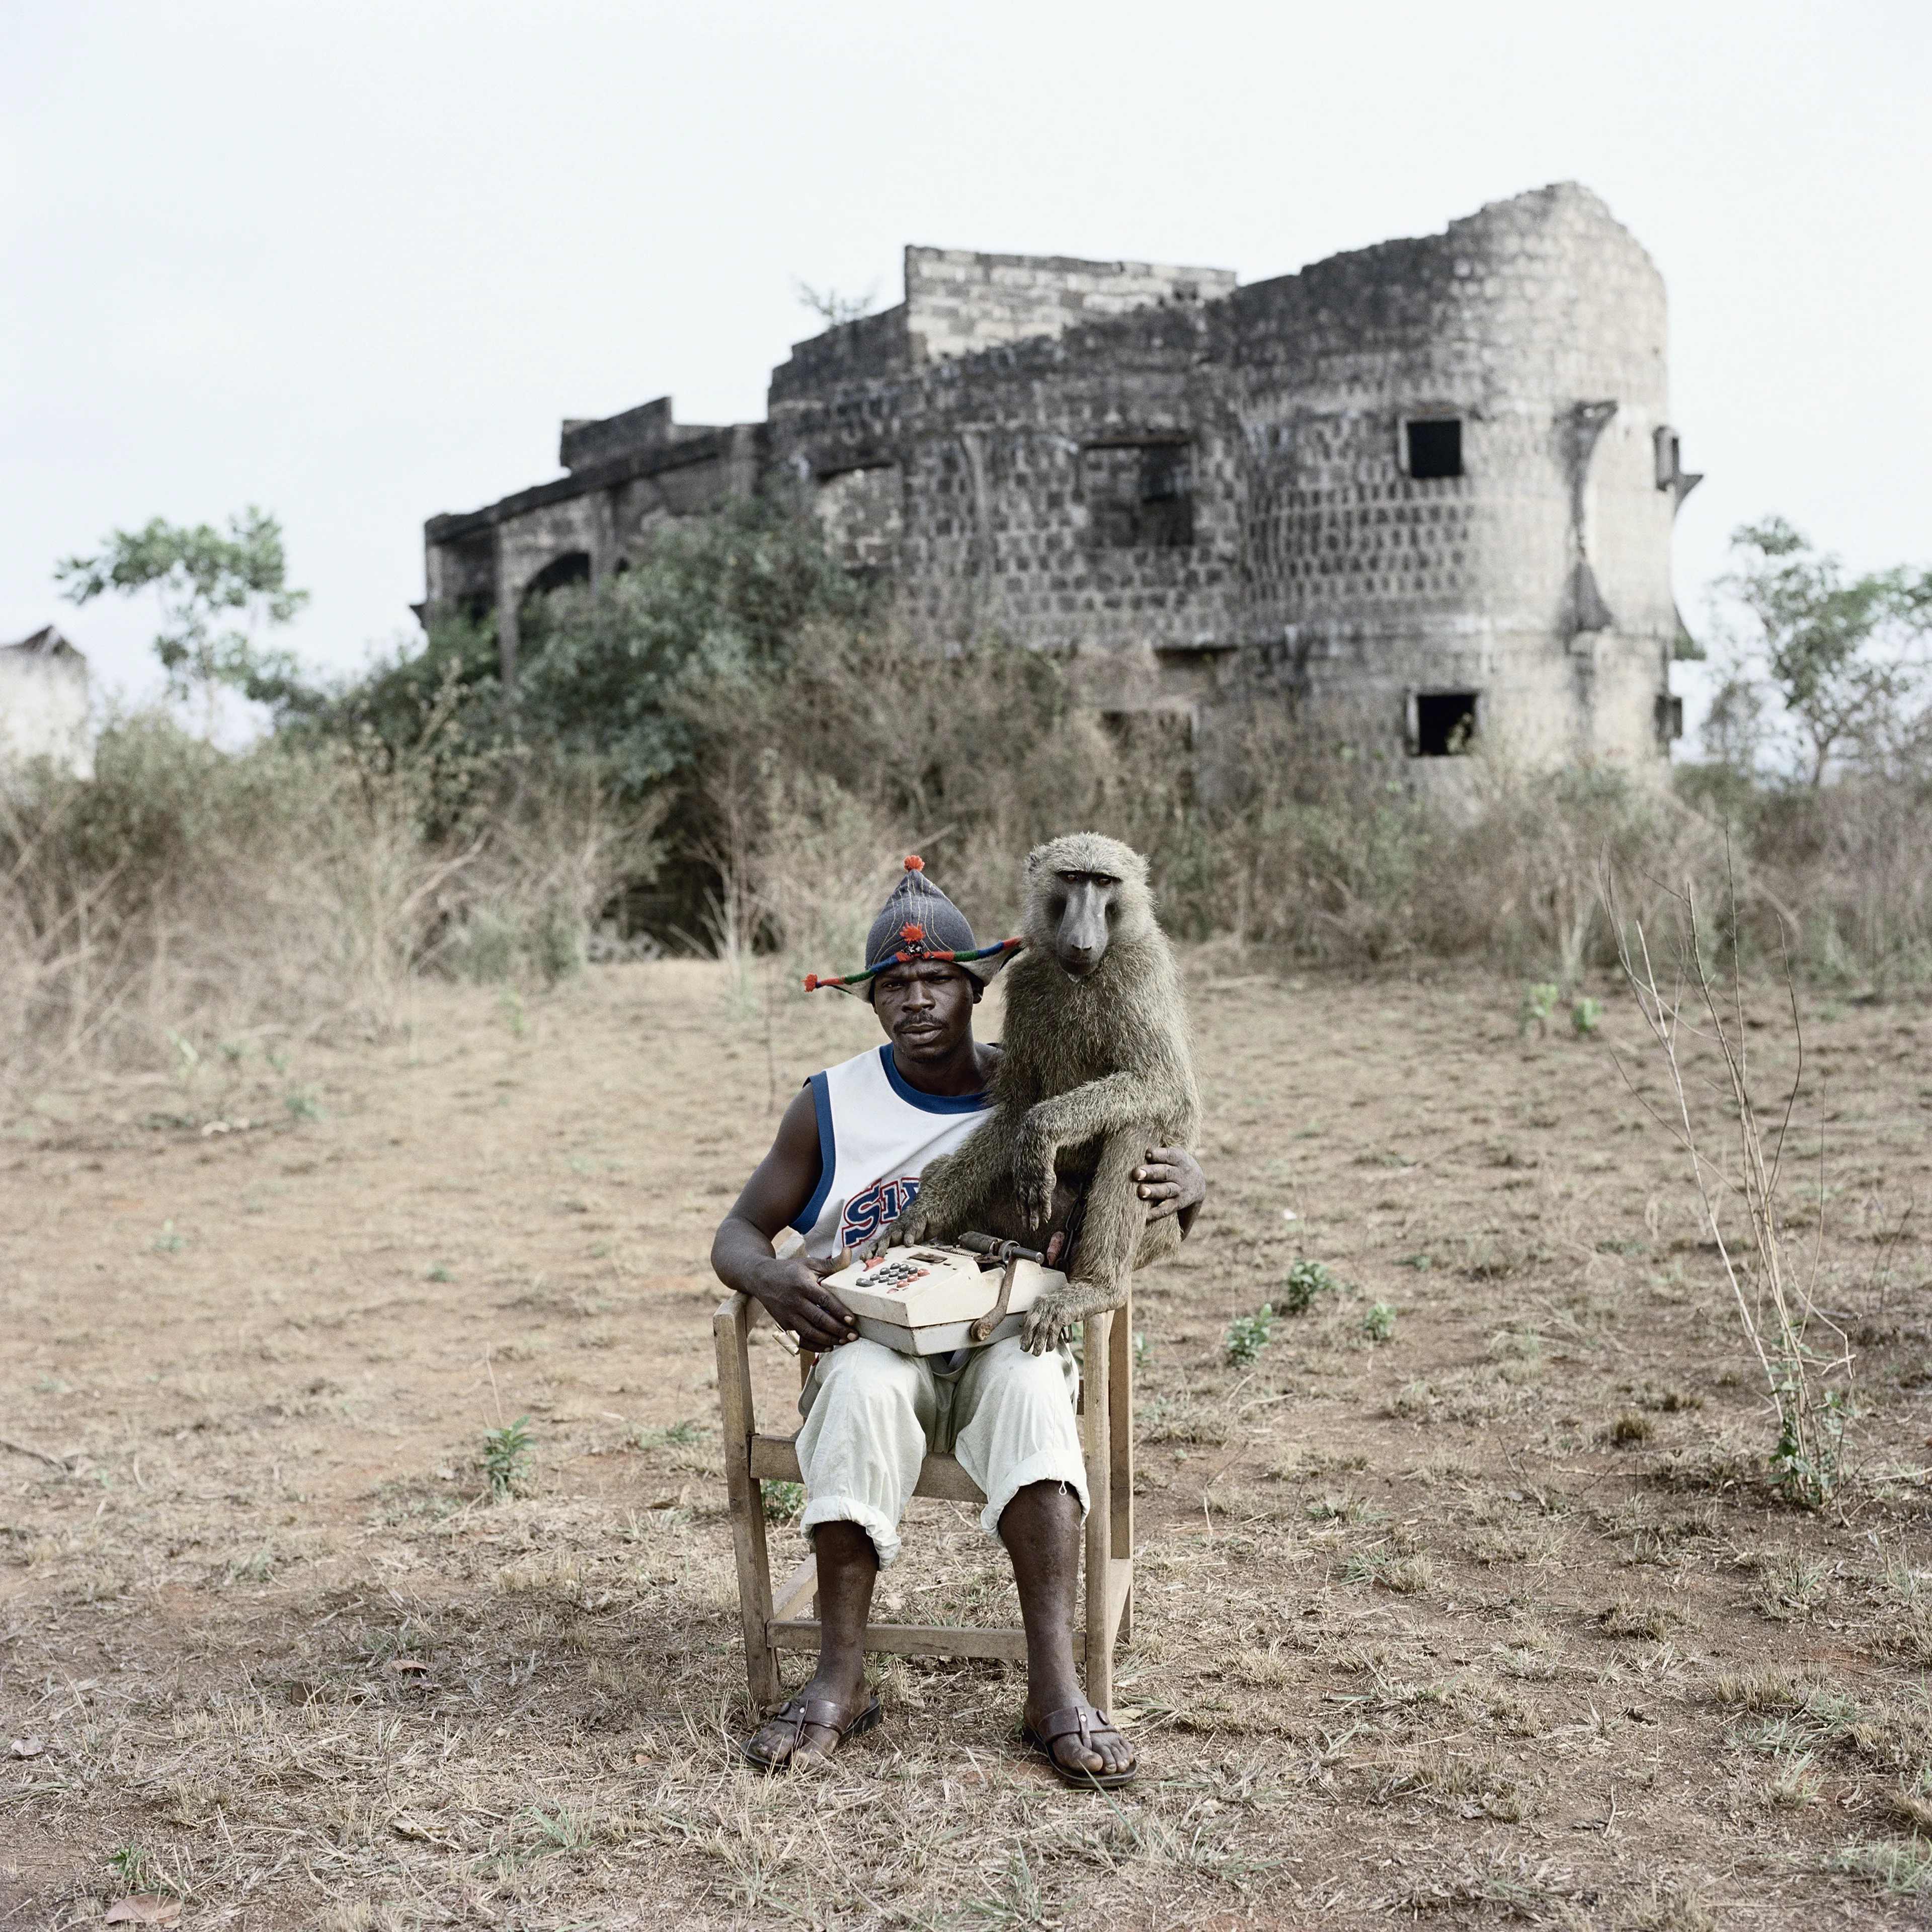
(742, 1664, 876, 1768)
(1022, 1698, 1137, 1785)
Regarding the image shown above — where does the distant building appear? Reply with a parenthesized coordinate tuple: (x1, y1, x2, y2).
(0, 626, 93, 779)
(423, 184, 1699, 770)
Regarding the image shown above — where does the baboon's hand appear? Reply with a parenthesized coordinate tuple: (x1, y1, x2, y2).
(1011, 1120, 1058, 1232)
(1021, 1282, 1078, 1355)
(859, 1202, 930, 1261)
(1021, 1278, 1128, 1354)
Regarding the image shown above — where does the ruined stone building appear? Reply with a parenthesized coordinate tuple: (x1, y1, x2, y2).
(0, 626, 94, 780)
(423, 183, 1698, 770)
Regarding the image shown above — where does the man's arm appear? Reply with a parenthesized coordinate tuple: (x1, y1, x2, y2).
(710, 1087, 859, 1351)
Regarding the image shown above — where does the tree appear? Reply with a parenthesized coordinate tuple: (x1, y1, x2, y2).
(1719, 518, 1932, 785)
(56, 508, 309, 735)
(511, 491, 875, 794)
(792, 278, 877, 326)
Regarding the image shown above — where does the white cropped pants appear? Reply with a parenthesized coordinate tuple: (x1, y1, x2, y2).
(793, 1335, 1087, 1569)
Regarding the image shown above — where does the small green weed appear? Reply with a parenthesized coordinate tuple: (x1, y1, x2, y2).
(152, 1222, 186, 1254)
(285, 1091, 325, 1122)
(1772, 1384, 1846, 1509)
(1362, 1303, 1396, 1343)
(427, 1264, 453, 1282)
(481, 1415, 534, 1497)
(521, 1805, 595, 1853)
(499, 988, 527, 1038)
(763, 1479, 805, 1523)
(108, 1844, 162, 1894)
(1280, 1259, 1337, 1314)
(1520, 982, 1561, 1036)
(1572, 996, 1605, 1035)
(1403, 1253, 1432, 1270)
(1226, 1305, 1277, 1365)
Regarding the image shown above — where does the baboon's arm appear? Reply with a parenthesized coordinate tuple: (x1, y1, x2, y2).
(1019, 1069, 1185, 1148)
(863, 1103, 1017, 1255)
(1012, 1068, 1194, 1229)
(1021, 1126, 1150, 1350)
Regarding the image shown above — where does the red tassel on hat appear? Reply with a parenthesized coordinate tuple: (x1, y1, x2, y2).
(904, 855, 923, 871)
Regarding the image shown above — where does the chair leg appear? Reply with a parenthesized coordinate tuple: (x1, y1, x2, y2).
(1082, 1308, 1113, 1713)
(714, 1292, 781, 1710)
(1110, 1283, 1134, 1646)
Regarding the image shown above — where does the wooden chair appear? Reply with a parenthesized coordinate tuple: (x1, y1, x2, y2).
(713, 1286, 1135, 1714)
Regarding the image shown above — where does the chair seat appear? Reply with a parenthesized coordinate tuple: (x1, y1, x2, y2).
(749, 1431, 986, 1504)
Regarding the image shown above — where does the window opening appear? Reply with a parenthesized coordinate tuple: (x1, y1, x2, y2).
(522, 551, 592, 603)
(1406, 418, 1463, 480)
(1655, 694, 1684, 744)
(1412, 690, 1478, 757)
(1082, 441, 1194, 549)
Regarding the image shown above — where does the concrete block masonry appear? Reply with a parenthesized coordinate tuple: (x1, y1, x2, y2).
(421, 184, 1695, 770)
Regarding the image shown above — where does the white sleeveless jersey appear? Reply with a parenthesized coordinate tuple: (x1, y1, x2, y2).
(790, 1044, 993, 1260)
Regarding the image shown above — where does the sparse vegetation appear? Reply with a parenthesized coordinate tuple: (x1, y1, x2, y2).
(480, 1415, 534, 1497)
(1224, 1303, 1277, 1364)
(7, 507, 1932, 1922)
(1279, 1257, 1336, 1314)
(1614, 868, 1849, 1508)
(5, 964, 1928, 1924)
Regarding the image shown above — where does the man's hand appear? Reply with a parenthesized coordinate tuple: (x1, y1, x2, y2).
(748, 1249, 858, 1351)
(1134, 1145, 1204, 1222)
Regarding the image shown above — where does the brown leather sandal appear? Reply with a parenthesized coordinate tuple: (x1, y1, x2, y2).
(739, 1694, 883, 1771)
(1020, 1703, 1138, 1788)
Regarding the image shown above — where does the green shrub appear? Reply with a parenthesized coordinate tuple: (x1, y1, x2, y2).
(1280, 1259, 1337, 1314)
(481, 1416, 534, 1497)
(1226, 1305, 1277, 1366)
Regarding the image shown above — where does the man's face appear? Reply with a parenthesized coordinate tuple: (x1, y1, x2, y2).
(871, 960, 976, 1064)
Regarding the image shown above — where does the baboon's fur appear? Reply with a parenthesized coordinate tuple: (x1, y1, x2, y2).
(883, 832, 1200, 1335)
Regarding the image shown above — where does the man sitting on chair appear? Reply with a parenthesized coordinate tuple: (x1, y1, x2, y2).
(710, 857, 1203, 1784)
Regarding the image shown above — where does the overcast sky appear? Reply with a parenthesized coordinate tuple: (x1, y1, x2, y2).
(4, 0, 1927, 744)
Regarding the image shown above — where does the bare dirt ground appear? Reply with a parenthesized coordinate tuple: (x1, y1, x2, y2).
(5, 958, 1932, 1930)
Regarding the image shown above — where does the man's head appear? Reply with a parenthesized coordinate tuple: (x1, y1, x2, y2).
(871, 956, 978, 1067)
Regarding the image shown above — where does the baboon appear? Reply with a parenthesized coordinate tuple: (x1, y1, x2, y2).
(869, 831, 1200, 1350)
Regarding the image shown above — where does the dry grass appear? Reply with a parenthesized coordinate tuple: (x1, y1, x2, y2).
(0, 712, 659, 1086)
(6, 960, 1932, 1927)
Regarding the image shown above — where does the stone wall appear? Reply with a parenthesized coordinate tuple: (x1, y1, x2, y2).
(422, 185, 1689, 768)
(902, 247, 1237, 363)
(768, 183, 1683, 762)
(425, 415, 764, 680)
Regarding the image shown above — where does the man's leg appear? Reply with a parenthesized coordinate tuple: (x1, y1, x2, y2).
(1001, 1482, 1134, 1779)
(744, 1339, 931, 1765)
(952, 1338, 1135, 1781)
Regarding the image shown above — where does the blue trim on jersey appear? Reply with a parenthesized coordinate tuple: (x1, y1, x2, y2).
(877, 1042, 990, 1114)
(789, 1071, 837, 1234)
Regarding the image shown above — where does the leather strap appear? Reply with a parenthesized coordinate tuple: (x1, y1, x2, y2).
(1033, 1703, 1115, 1746)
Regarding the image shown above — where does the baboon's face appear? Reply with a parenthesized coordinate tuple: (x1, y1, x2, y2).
(1045, 870, 1121, 979)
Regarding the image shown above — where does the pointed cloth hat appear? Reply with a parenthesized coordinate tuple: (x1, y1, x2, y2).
(804, 856, 1021, 999)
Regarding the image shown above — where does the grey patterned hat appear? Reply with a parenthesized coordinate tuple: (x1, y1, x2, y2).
(804, 856, 1021, 999)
